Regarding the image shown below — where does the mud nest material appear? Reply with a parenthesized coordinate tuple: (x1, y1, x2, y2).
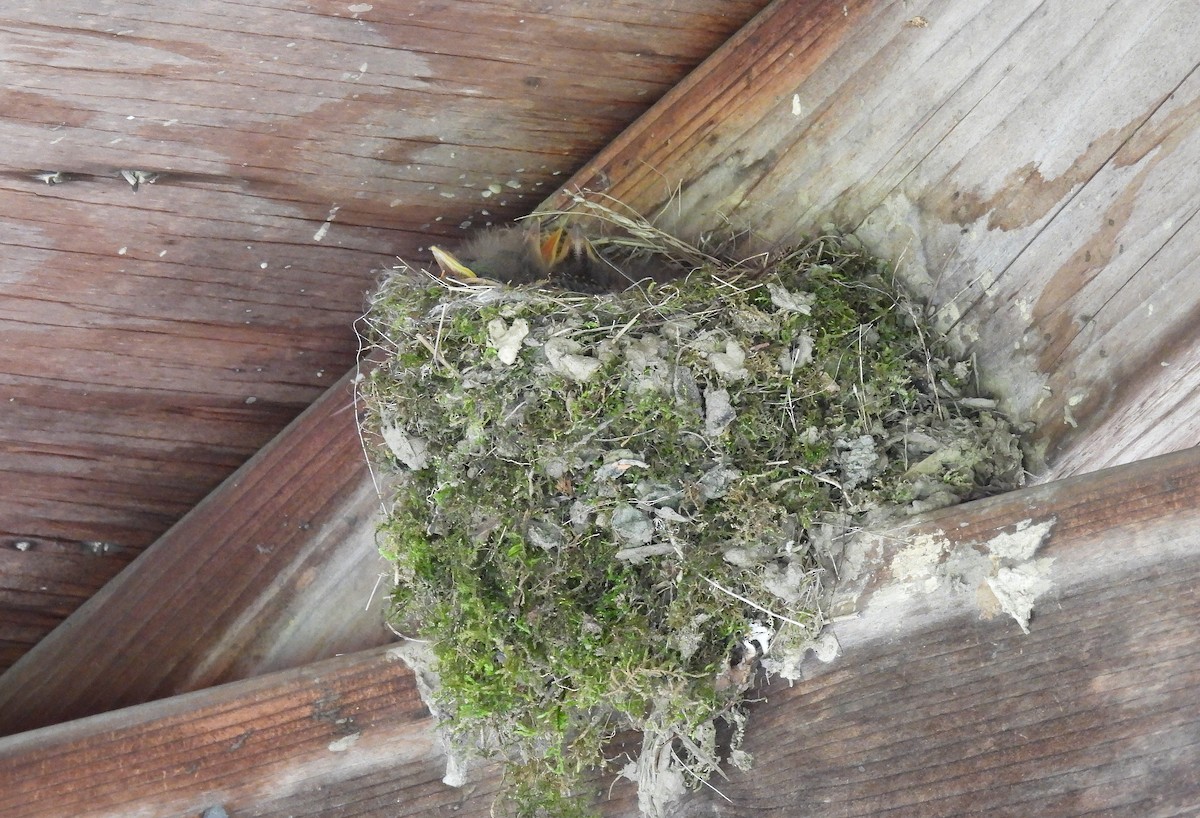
(358, 226, 1025, 818)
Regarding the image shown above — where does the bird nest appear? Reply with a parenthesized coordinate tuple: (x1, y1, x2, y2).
(356, 205, 1025, 818)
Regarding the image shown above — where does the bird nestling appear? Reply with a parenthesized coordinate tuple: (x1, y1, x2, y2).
(429, 221, 669, 293)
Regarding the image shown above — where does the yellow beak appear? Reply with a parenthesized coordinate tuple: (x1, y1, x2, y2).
(537, 226, 569, 268)
(430, 245, 480, 280)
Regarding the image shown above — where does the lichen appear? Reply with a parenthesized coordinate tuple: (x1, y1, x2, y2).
(357, 231, 1025, 817)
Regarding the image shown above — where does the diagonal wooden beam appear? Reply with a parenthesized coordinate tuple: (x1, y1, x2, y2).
(550, 0, 1200, 478)
(6, 0, 1197, 779)
(0, 368, 391, 737)
(0, 0, 770, 678)
(0, 0, 783, 733)
(1, 447, 1197, 816)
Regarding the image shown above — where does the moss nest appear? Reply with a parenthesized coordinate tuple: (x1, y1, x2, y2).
(357, 218, 1025, 817)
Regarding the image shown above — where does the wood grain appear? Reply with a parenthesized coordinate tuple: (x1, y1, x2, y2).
(0, 368, 392, 736)
(668, 447, 1200, 816)
(550, 0, 1200, 478)
(1, 448, 1196, 817)
(4, 1, 1198, 810)
(0, 0, 767, 672)
(0, 645, 448, 818)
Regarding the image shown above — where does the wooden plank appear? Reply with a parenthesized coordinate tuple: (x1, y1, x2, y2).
(6, 0, 1194, 738)
(0, 0, 767, 672)
(0, 645, 449, 818)
(0, 538, 136, 671)
(550, 0, 1200, 478)
(674, 449, 1200, 816)
(6, 4, 1198, 809)
(1, 447, 1197, 817)
(0, 368, 393, 736)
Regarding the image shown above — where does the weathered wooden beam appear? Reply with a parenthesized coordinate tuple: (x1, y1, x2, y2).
(6, 8, 1198, 813)
(683, 445, 1200, 815)
(551, 0, 1200, 479)
(0, 368, 392, 737)
(0, 645, 447, 818)
(0, 0, 768, 673)
(1, 447, 1197, 817)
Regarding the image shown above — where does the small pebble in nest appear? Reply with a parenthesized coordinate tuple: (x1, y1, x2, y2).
(430, 221, 674, 293)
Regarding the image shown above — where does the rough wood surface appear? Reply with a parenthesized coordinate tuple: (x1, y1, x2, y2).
(670, 446, 1200, 816)
(551, 0, 1200, 479)
(2, 448, 1196, 817)
(5, 0, 1195, 742)
(4, 0, 1198, 811)
(0, 0, 767, 672)
(0, 366, 391, 736)
(0, 645, 445, 818)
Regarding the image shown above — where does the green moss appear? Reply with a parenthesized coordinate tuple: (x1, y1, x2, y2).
(358, 235, 1025, 817)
